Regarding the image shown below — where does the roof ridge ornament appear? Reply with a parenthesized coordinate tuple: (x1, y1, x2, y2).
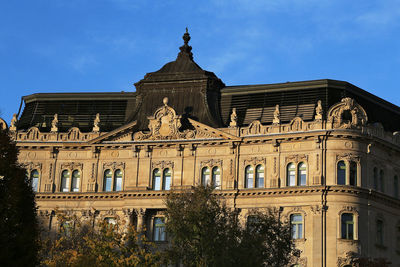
(177, 28, 193, 60)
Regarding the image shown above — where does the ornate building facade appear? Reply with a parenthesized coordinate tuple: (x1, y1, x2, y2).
(2, 31, 400, 266)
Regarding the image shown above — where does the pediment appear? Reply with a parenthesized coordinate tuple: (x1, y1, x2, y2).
(88, 121, 137, 144)
(132, 97, 239, 142)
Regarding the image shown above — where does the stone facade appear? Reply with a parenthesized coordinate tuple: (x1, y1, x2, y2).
(4, 31, 400, 267)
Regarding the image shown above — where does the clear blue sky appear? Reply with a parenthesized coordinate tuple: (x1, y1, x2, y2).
(1, 0, 400, 124)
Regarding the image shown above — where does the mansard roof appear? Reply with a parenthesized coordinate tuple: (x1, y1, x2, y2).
(15, 31, 400, 134)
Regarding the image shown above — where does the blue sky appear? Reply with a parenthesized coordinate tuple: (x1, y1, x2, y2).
(1, 0, 400, 124)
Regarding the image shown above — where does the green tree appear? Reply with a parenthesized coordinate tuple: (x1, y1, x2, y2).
(40, 210, 162, 267)
(0, 128, 39, 266)
(164, 185, 297, 267)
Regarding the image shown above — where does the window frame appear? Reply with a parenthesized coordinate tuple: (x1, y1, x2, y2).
(336, 160, 359, 186)
(376, 218, 384, 246)
(201, 165, 222, 189)
(244, 164, 265, 189)
(338, 211, 358, 241)
(152, 167, 172, 191)
(103, 168, 124, 192)
(29, 169, 40, 192)
(290, 213, 304, 240)
(286, 162, 307, 187)
(152, 217, 167, 242)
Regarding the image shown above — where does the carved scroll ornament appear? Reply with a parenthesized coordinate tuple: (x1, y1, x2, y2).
(327, 97, 368, 129)
(134, 97, 195, 141)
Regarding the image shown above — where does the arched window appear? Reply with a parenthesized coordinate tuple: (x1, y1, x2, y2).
(71, 170, 80, 192)
(290, 214, 303, 239)
(114, 169, 123, 191)
(30, 169, 39, 192)
(287, 163, 296, 186)
(61, 170, 70, 192)
(337, 161, 346, 185)
(373, 167, 378, 190)
(103, 169, 112, 192)
(255, 165, 264, 188)
(379, 170, 384, 192)
(153, 217, 166, 241)
(163, 168, 171, 190)
(341, 213, 354, 240)
(201, 167, 210, 186)
(298, 162, 307, 186)
(245, 165, 254, 188)
(152, 169, 161, 190)
(349, 161, 357, 186)
(394, 175, 399, 199)
(212, 167, 221, 189)
(376, 219, 384, 246)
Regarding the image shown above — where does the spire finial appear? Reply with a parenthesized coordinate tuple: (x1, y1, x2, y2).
(178, 28, 193, 60)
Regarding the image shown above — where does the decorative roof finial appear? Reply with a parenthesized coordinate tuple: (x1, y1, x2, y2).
(178, 28, 193, 60)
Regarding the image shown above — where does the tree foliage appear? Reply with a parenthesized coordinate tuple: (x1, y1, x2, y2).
(0, 128, 39, 266)
(164, 185, 297, 267)
(40, 210, 162, 267)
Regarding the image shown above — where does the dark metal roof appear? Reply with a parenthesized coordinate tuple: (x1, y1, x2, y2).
(221, 79, 400, 132)
(18, 92, 136, 132)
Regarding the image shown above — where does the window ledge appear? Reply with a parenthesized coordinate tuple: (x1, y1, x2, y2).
(337, 238, 359, 244)
(293, 238, 306, 243)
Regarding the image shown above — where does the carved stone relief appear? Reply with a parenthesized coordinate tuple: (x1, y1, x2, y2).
(151, 160, 174, 169)
(285, 154, 308, 164)
(103, 162, 125, 170)
(61, 162, 83, 170)
(290, 117, 305, 132)
(200, 159, 222, 168)
(243, 157, 265, 166)
(327, 97, 368, 129)
(134, 97, 195, 140)
(336, 154, 360, 163)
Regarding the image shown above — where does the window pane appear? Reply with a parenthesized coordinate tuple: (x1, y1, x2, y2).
(298, 162, 307, 186)
(287, 163, 296, 186)
(114, 169, 123, 191)
(212, 167, 221, 189)
(377, 220, 384, 245)
(103, 169, 112, 192)
(71, 170, 80, 192)
(245, 166, 254, 188)
(30, 170, 39, 192)
(290, 214, 303, 239)
(337, 161, 346, 185)
(201, 167, 210, 186)
(256, 165, 264, 188)
(341, 213, 354, 240)
(163, 168, 171, 190)
(61, 170, 70, 192)
(349, 161, 357, 186)
(153, 169, 161, 190)
(153, 217, 166, 241)
(394, 176, 399, 198)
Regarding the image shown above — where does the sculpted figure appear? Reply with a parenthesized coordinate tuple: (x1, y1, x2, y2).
(10, 113, 17, 131)
(51, 114, 58, 132)
(273, 105, 280, 124)
(230, 108, 237, 127)
(93, 113, 100, 132)
(315, 100, 323, 120)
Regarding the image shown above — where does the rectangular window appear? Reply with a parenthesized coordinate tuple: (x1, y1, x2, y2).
(153, 217, 166, 241)
(341, 213, 354, 240)
(377, 220, 384, 246)
(290, 214, 303, 239)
